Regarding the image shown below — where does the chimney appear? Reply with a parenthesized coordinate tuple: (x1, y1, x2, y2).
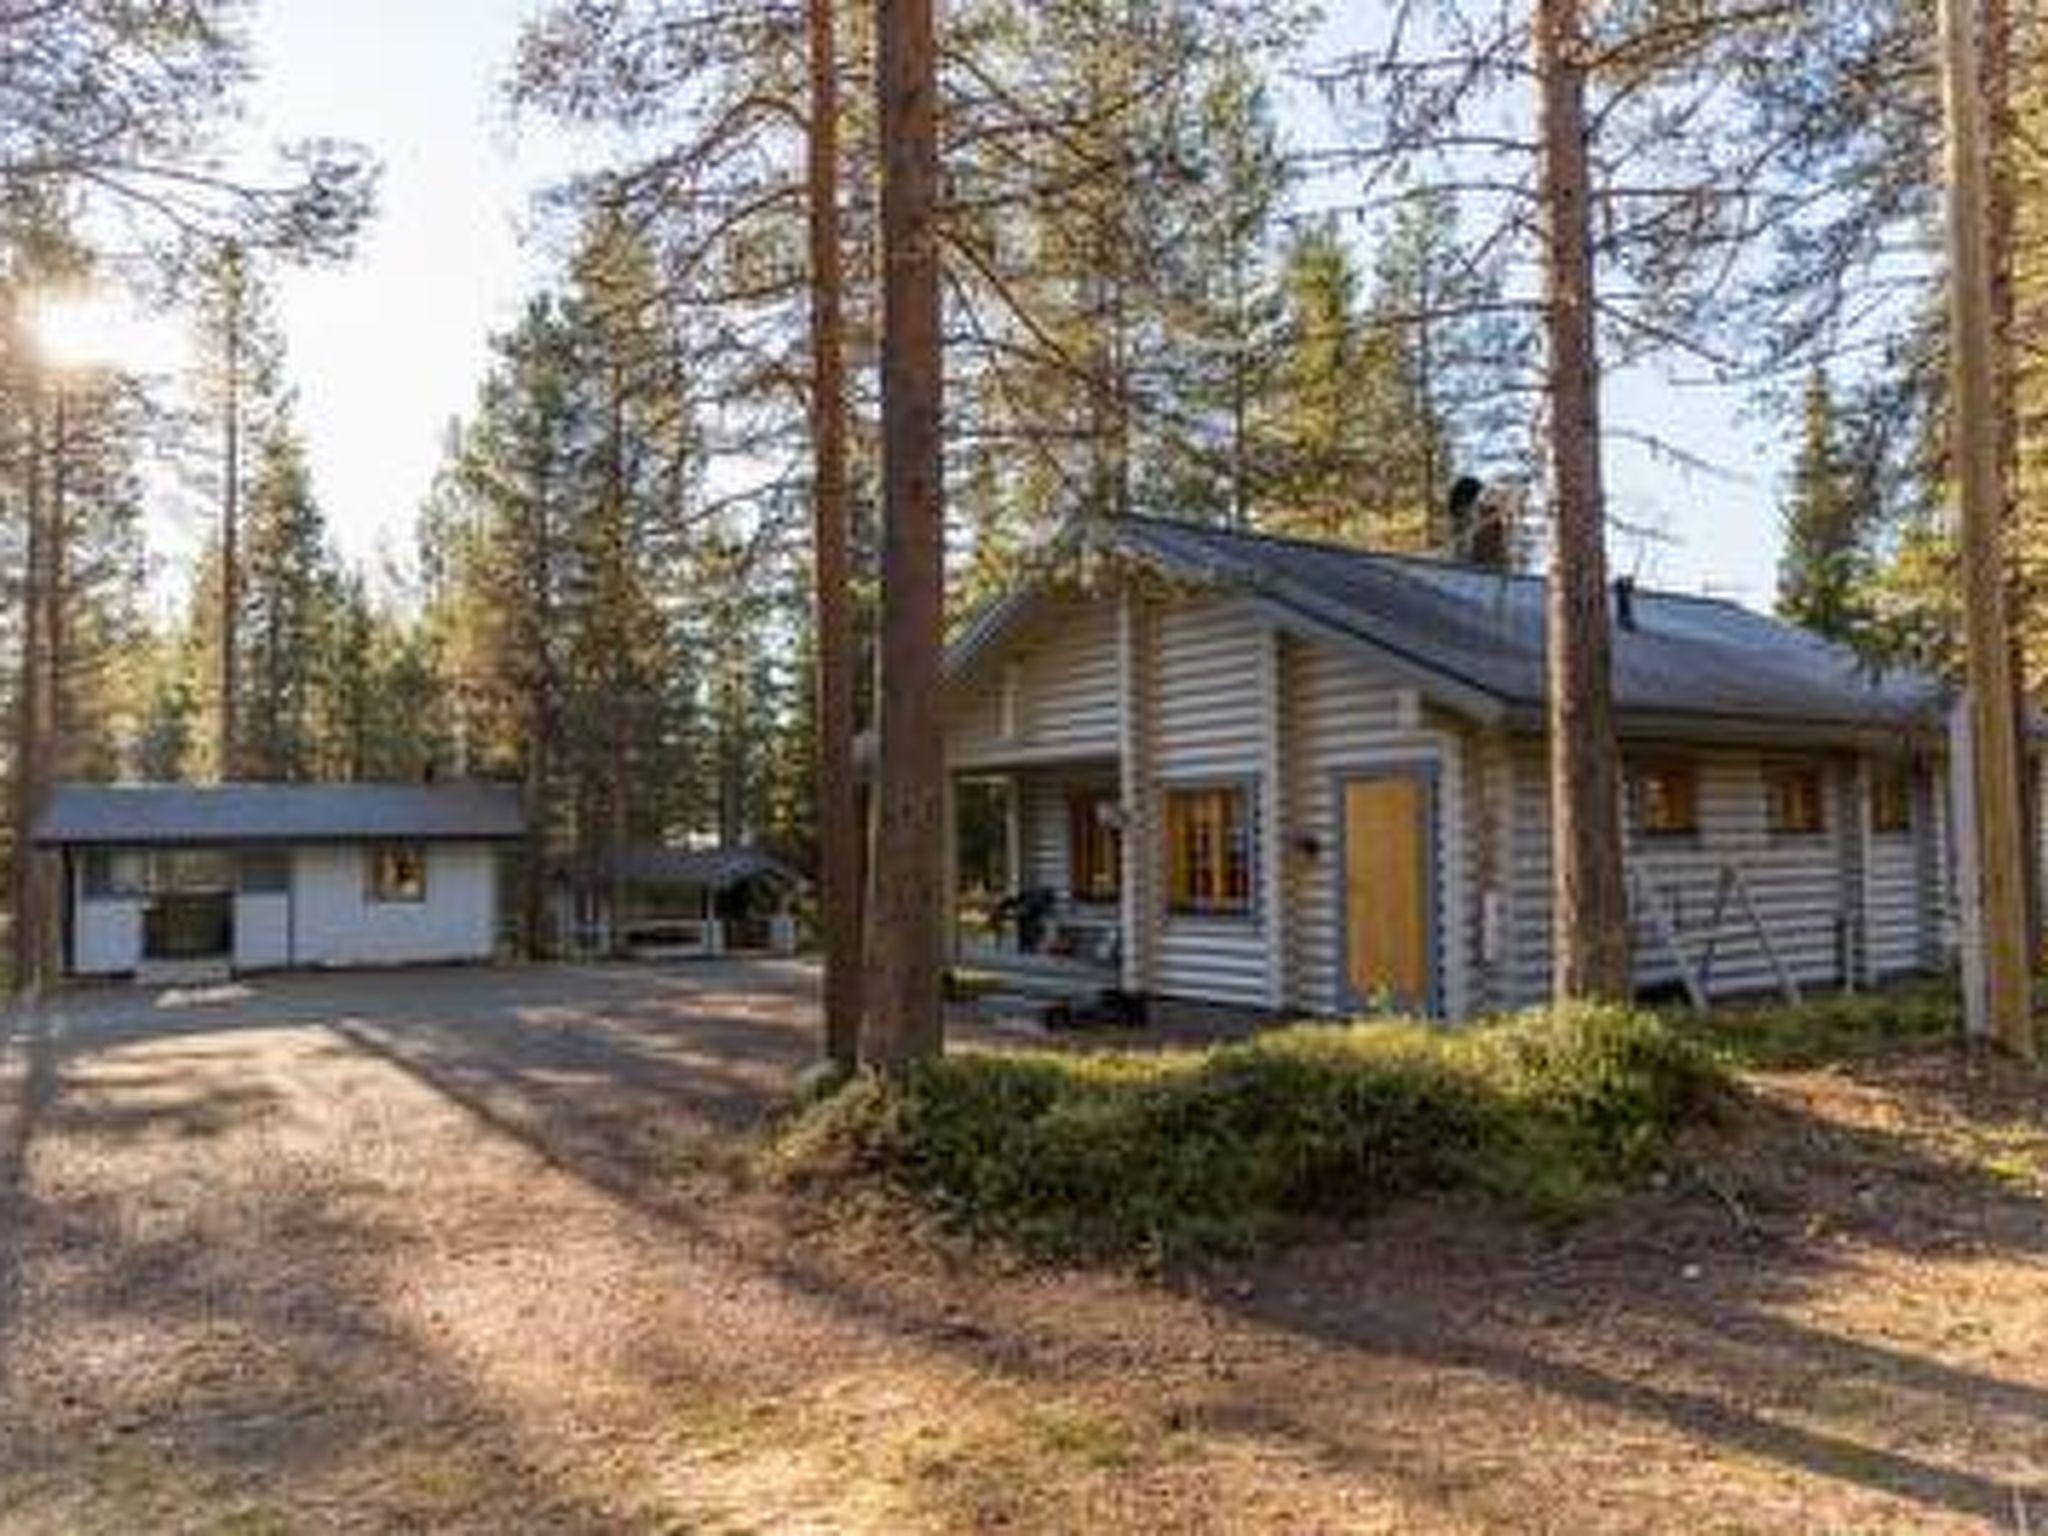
(1613, 576, 1637, 631)
(1446, 475, 1511, 569)
(1444, 475, 1484, 559)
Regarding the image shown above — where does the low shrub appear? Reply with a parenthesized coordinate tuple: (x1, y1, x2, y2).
(767, 1003, 1728, 1261)
(1680, 983, 1961, 1069)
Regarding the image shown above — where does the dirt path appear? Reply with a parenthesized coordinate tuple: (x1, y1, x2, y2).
(2, 964, 2045, 1532)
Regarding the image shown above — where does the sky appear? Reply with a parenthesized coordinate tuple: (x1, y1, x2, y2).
(182, 0, 1788, 608)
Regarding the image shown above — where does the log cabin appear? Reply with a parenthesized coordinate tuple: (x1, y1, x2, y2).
(941, 514, 2039, 1020)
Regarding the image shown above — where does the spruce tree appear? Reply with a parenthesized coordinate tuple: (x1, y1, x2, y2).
(1777, 367, 1872, 642)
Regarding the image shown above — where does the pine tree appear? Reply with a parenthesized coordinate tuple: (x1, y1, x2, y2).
(944, 0, 1308, 575)
(1537, 0, 1631, 1003)
(1138, 58, 1290, 527)
(1777, 368, 1873, 641)
(238, 417, 339, 783)
(1367, 188, 1531, 537)
(2, 246, 152, 988)
(1259, 224, 1365, 541)
(869, 0, 947, 1068)
(1255, 222, 1450, 550)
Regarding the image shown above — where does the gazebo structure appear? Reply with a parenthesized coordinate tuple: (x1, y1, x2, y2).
(551, 844, 803, 959)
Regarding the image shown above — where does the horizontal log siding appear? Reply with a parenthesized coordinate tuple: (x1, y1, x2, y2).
(1148, 598, 1270, 1005)
(1864, 756, 1933, 981)
(1474, 730, 1517, 1014)
(1017, 768, 1119, 901)
(1022, 775, 1069, 895)
(1866, 821, 1923, 978)
(1502, 743, 1869, 1008)
(1930, 761, 1957, 964)
(947, 597, 1120, 766)
(1278, 642, 1470, 1018)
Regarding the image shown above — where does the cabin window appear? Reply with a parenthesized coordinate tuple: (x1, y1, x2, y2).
(239, 849, 291, 894)
(368, 843, 428, 904)
(1632, 760, 1699, 837)
(1871, 762, 1913, 835)
(1067, 790, 1122, 903)
(1766, 762, 1827, 835)
(1164, 784, 1252, 916)
(81, 848, 148, 899)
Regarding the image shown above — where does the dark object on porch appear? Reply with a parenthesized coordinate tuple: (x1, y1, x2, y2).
(991, 885, 1060, 953)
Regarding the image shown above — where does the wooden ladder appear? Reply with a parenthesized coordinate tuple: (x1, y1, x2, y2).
(1629, 862, 1802, 1013)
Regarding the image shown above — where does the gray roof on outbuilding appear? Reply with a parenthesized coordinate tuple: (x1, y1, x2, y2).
(33, 782, 526, 847)
(957, 514, 1947, 739)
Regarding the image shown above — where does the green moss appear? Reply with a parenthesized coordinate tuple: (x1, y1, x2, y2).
(767, 1004, 1728, 1261)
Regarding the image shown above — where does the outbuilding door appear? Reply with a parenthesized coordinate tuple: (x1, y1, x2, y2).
(1340, 771, 1436, 1014)
(144, 893, 233, 961)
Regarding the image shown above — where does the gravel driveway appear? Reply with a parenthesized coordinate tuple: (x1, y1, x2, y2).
(3, 962, 2044, 1533)
(0, 961, 839, 1532)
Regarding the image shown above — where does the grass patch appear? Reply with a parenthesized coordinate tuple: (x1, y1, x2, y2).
(769, 1004, 1727, 1261)
(1680, 983, 1962, 1069)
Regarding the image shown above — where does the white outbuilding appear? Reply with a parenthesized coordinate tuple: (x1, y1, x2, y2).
(32, 782, 524, 980)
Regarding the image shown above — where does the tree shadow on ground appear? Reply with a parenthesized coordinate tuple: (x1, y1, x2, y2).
(327, 979, 2048, 1528)
(0, 1048, 650, 1529)
(1173, 1064, 2048, 1528)
(10, 966, 2047, 1530)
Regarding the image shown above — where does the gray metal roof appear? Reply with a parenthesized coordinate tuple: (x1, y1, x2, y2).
(1047, 514, 1945, 736)
(33, 782, 526, 847)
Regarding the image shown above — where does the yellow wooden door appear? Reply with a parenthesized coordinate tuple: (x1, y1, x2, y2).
(1343, 776, 1430, 1009)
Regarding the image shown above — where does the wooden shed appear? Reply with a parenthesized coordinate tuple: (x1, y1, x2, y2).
(940, 515, 2037, 1020)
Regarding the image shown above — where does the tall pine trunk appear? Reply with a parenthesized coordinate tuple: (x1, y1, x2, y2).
(220, 243, 242, 782)
(10, 393, 49, 994)
(810, 0, 863, 1070)
(1535, 0, 1630, 1002)
(1983, 0, 2041, 959)
(1940, 0, 2034, 1052)
(867, 0, 944, 1068)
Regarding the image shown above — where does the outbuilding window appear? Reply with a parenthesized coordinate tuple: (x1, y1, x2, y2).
(368, 843, 428, 904)
(1164, 784, 1252, 916)
(239, 849, 291, 894)
(1632, 760, 1699, 837)
(1766, 762, 1827, 835)
(81, 849, 148, 899)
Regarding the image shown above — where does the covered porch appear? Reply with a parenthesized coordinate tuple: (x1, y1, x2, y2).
(945, 756, 1125, 988)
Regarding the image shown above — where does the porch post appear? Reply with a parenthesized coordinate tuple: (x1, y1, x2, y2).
(1117, 584, 1150, 996)
(1851, 753, 1875, 989)
(1259, 625, 1288, 1012)
(1003, 774, 1023, 902)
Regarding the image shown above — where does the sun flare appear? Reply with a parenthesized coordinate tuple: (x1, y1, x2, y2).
(28, 289, 141, 373)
